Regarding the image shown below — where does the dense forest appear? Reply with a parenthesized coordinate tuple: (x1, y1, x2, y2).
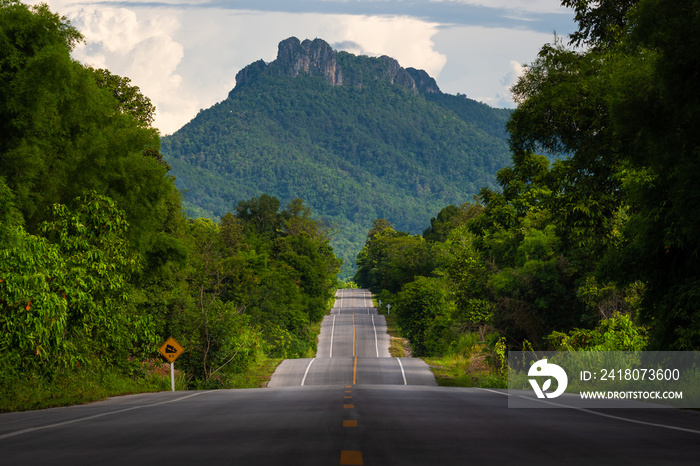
(0, 0, 339, 409)
(355, 0, 700, 356)
(160, 39, 513, 278)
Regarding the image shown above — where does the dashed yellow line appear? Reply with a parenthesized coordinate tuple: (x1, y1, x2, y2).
(342, 420, 358, 427)
(352, 314, 356, 357)
(340, 450, 363, 465)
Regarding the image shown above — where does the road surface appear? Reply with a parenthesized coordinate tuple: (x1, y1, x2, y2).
(268, 288, 435, 387)
(1, 289, 699, 465)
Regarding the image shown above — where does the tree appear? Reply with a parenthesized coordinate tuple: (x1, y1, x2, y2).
(423, 203, 483, 243)
(442, 227, 493, 340)
(235, 194, 282, 238)
(355, 221, 435, 294)
(169, 218, 261, 386)
(395, 276, 455, 356)
(0, 192, 155, 374)
(603, 0, 700, 349)
(89, 67, 156, 128)
(0, 0, 173, 253)
(561, 0, 639, 48)
(506, 0, 700, 349)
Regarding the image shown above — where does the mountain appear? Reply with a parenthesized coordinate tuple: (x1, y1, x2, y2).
(161, 37, 513, 277)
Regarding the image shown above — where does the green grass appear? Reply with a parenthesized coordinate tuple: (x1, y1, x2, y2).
(0, 355, 287, 412)
(375, 302, 411, 357)
(225, 356, 284, 389)
(0, 364, 172, 413)
(423, 353, 507, 388)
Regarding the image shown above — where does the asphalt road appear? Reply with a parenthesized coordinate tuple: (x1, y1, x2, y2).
(268, 288, 435, 387)
(2, 289, 700, 465)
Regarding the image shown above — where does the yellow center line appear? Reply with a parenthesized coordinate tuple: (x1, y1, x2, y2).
(340, 450, 363, 465)
(352, 314, 355, 357)
(353, 356, 357, 385)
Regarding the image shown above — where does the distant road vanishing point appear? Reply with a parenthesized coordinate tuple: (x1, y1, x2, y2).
(268, 288, 436, 387)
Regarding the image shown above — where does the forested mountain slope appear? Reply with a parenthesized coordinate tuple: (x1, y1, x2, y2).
(161, 37, 513, 276)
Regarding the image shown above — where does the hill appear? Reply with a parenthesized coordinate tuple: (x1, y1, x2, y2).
(161, 37, 513, 277)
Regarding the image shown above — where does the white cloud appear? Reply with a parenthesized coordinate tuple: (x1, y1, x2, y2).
(431, 0, 568, 15)
(67, 6, 197, 134)
(322, 15, 447, 77)
(165, 10, 449, 128)
(432, 25, 550, 108)
(26, 0, 573, 132)
(500, 59, 525, 89)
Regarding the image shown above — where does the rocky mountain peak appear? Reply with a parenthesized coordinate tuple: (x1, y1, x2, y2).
(233, 37, 441, 95)
(275, 37, 342, 85)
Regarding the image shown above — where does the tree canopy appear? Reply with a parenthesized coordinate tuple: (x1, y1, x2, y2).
(355, 0, 700, 353)
(0, 1, 340, 399)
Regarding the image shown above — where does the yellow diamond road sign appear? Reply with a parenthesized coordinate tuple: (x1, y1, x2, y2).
(159, 337, 184, 363)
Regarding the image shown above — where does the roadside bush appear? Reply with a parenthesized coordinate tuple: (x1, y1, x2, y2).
(545, 313, 649, 351)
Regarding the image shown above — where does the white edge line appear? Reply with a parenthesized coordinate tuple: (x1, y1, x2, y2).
(330, 315, 336, 358)
(472, 388, 700, 435)
(0, 391, 214, 440)
(372, 314, 378, 357)
(396, 357, 407, 385)
(474, 387, 511, 396)
(301, 358, 316, 386)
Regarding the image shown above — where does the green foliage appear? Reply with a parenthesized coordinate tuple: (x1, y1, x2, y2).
(0, 193, 155, 375)
(507, 0, 700, 349)
(442, 226, 493, 339)
(167, 196, 339, 387)
(394, 276, 455, 356)
(89, 67, 156, 128)
(167, 218, 261, 386)
(545, 313, 649, 351)
(0, 2, 340, 405)
(561, 0, 638, 48)
(0, 0, 172, 251)
(356, 0, 694, 354)
(0, 361, 171, 413)
(354, 219, 437, 294)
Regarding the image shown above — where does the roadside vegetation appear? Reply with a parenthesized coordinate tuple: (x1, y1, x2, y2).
(357, 0, 700, 386)
(0, 1, 339, 412)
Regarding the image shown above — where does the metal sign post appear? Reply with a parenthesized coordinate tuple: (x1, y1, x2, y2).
(158, 337, 184, 391)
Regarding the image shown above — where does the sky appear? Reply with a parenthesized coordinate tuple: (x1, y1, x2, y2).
(28, 0, 577, 135)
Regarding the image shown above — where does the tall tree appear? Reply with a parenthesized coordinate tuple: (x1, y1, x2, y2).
(604, 0, 700, 349)
(508, 0, 700, 348)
